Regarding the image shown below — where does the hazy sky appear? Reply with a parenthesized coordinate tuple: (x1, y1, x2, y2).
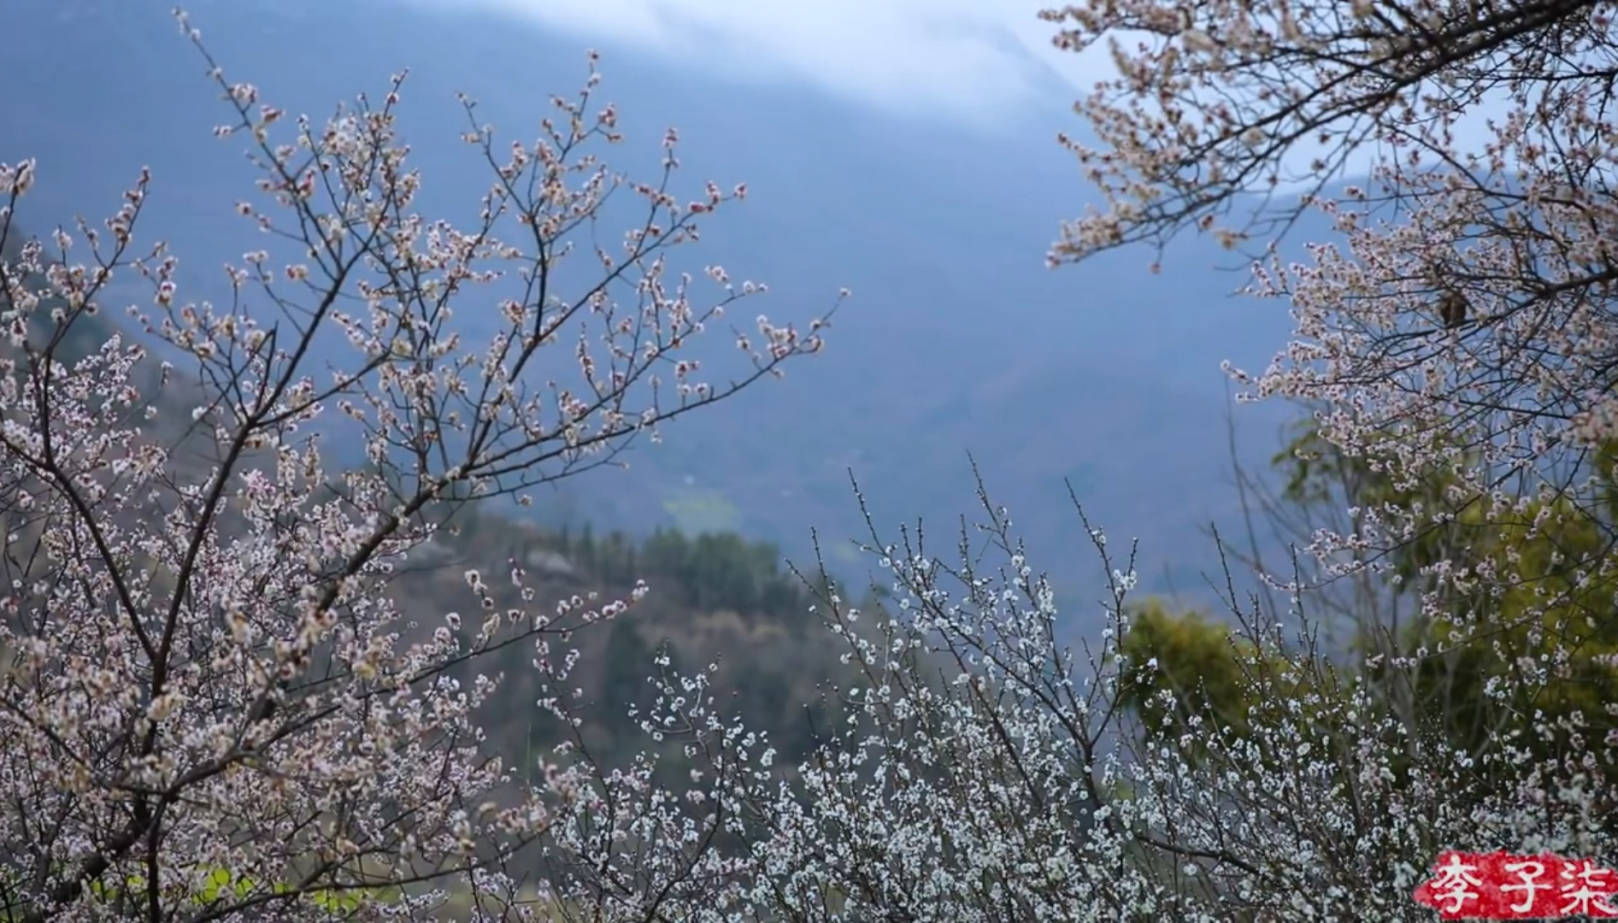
(429, 0, 1093, 122)
(418, 0, 1505, 185)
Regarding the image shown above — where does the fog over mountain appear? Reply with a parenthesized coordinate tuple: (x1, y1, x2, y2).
(3, 0, 1298, 616)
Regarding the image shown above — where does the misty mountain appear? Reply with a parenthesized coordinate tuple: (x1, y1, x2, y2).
(2, 0, 1299, 616)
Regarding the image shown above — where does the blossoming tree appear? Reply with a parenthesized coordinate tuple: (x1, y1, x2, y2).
(1040, 0, 1618, 609)
(0, 11, 835, 920)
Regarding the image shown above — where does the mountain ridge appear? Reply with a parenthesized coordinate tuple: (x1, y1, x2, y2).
(2, 0, 1299, 622)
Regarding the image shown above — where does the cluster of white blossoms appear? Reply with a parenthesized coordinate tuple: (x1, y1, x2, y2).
(500, 484, 1617, 921)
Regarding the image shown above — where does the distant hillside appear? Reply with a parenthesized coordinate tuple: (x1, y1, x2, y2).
(1, 0, 1301, 627)
(396, 506, 859, 770)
